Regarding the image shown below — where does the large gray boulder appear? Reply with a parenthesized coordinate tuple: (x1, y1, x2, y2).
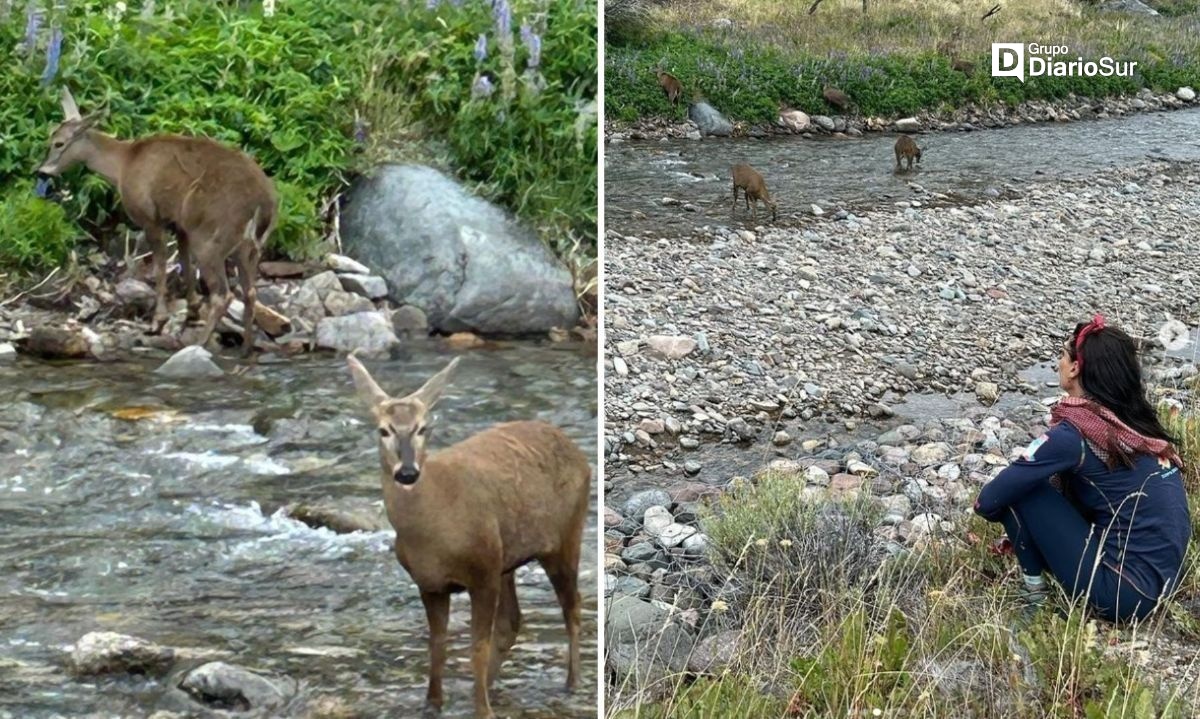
(688, 102, 733, 137)
(340, 165, 579, 335)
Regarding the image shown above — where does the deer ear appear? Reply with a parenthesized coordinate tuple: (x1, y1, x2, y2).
(347, 353, 389, 408)
(60, 87, 82, 121)
(409, 356, 460, 410)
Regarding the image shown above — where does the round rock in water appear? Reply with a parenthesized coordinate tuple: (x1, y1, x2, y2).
(339, 164, 579, 334)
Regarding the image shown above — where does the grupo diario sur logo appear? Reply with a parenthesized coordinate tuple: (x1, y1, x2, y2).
(991, 43, 1138, 83)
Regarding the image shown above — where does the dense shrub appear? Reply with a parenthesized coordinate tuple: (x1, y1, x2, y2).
(0, 180, 78, 272)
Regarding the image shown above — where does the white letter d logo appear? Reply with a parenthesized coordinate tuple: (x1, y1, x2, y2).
(991, 43, 1025, 82)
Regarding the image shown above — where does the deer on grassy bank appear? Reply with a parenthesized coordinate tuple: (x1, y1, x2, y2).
(346, 354, 591, 719)
(655, 68, 684, 108)
(35, 87, 278, 356)
(731, 163, 778, 223)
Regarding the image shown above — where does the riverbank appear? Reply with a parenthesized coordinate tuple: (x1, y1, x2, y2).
(0, 250, 596, 369)
(606, 0, 1200, 129)
(602, 156, 1200, 717)
(603, 159, 1199, 478)
(605, 86, 1199, 142)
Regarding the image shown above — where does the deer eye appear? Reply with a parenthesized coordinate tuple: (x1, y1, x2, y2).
(416, 425, 428, 436)
(53, 141, 65, 149)
(379, 427, 390, 438)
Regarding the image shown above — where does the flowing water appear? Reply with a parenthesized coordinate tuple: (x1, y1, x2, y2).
(0, 343, 598, 718)
(605, 107, 1200, 235)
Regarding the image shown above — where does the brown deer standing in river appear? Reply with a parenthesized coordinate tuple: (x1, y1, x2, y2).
(35, 87, 278, 356)
(731, 163, 778, 223)
(346, 354, 591, 719)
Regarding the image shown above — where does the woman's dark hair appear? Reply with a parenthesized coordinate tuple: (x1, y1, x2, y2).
(1068, 322, 1177, 445)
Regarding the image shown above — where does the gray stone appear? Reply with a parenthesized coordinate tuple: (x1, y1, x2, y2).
(286, 498, 388, 534)
(392, 305, 429, 336)
(687, 102, 733, 137)
(315, 312, 400, 353)
(657, 523, 698, 548)
(780, 109, 810, 133)
(180, 661, 295, 712)
(70, 632, 175, 677)
(643, 506, 673, 536)
(1098, 0, 1158, 13)
(605, 596, 695, 682)
(323, 290, 376, 317)
(895, 117, 922, 132)
(115, 278, 156, 313)
(0, 343, 15, 362)
(687, 630, 742, 674)
(813, 115, 835, 131)
(338, 273, 389, 299)
(324, 253, 371, 275)
(624, 489, 671, 520)
(303, 270, 345, 295)
(646, 335, 696, 359)
(339, 165, 578, 334)
(1177, 87, 1196, 102)
(155, 346, 223, 379)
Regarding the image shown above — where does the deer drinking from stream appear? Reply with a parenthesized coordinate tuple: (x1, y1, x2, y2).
(731, 162, 778, 223)
(346, 354, 591, 719)
(35, 87, 278, 356)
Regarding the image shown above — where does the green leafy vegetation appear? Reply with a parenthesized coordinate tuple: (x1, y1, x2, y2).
(0, 0, 596, 271)
(0, 180, 78, 272)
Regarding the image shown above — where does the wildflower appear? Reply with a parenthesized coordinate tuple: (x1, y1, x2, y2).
(40, 25, 62, 88)
(710, 599, 729, 613)
(474, 33, 487, 62)
(754, 538, 768, 548)
(492, 0, 511, 37)
(779, 539, 793, 548)
(520, 25, 541, 69)
(472, 73, 495, 99)
(22, 6, 43, 55)
(1158, 319, 1189, 351)
(873, 710, 883, 717)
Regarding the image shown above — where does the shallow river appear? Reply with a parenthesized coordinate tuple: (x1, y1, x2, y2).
(606, 106, 1200, 234)
(0, 343, 598, 718)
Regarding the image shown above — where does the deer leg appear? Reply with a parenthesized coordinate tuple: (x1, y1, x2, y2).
(540, 550, 581, 692)
(194, 242, 233, 350)
(487, 571, 522, 690)
(468, 579, 500, 719)
(145, 225, 170, 332)
(731, 186, 739, 214)
(234, 240, 260, 357)
(176, 231, 201, 321)
(420, 590, 450, 714)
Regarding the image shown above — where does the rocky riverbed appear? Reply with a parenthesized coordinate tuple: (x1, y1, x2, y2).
(606, 86, 1199, 142)
(601, 157, 1200, 702)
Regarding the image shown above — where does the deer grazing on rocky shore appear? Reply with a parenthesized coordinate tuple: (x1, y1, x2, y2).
(346, 354, 591, 719)
(36, 87, 278, 356)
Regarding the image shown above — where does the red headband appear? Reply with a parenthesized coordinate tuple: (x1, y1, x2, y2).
(1073, 313, 1107, 371)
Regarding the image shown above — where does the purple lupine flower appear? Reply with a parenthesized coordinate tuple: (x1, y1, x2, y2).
(474, 34, 487, 62)
(472, 74, 495, 99)
(426, 0, 440, 9)
(492, 0, 510, 38)
(40, 25, 62, 87)
(520, 25, 540, 69)
(353, 117, 368, 144)
(22, 6, 43, 55)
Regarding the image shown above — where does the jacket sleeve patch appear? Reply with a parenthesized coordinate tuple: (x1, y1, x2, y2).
(1022, 434, 1048, 461)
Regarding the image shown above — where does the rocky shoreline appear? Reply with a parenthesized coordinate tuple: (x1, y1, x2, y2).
(605, 86, 1199, 142)
(0, 251, 596, 373)
(602, 158, 1200, 695)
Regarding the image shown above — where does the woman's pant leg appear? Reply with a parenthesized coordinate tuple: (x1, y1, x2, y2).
(995, 482, 1153, 621)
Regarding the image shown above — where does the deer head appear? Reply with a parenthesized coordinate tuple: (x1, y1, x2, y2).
(37, 87, 104, 177)
(348, 354, 460, 487)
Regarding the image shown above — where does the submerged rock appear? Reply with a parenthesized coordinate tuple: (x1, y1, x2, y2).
(69, 631, 175, 677)
(155, 346, 223, 379)
(179, 661, 296, 712)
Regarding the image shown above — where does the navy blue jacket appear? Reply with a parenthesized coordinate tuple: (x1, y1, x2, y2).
(975, 421, 1191, 597)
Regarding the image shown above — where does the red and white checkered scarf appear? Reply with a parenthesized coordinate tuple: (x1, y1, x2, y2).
(1051, 395, 1182, 470)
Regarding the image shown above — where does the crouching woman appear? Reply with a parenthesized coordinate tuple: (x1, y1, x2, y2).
(974, 315, 1191, 622)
